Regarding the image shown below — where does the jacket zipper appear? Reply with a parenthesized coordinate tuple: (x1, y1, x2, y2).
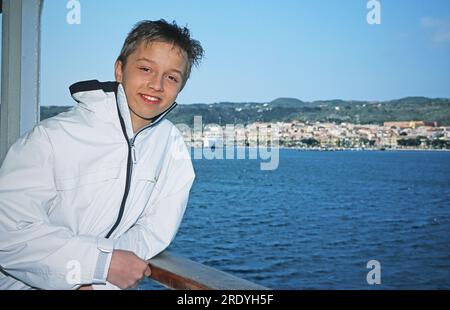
(131, 142, 137, 164)
(105, 102, 177, 239)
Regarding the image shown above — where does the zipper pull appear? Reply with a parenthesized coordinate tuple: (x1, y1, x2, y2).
(131, 142, 137, 164)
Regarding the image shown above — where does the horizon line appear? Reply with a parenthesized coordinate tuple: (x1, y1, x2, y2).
(40, 95, 450, 107)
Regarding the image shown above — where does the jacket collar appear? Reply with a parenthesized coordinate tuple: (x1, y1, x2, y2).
(116, 84, 134, 139)
(69, 80, 177, 139)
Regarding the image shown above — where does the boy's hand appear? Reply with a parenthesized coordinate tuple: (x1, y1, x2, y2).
(107, 250, 151, 289)
(78, 285, 93, 290)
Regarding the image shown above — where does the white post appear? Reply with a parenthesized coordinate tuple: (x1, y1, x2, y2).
(0, 0, 42, 164)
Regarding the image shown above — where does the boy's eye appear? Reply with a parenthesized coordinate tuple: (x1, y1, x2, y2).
(167, 75, 179, 83)
(139, 67, 151, 73)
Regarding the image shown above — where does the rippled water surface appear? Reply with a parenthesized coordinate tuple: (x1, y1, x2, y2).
(141, 149, 450, 289)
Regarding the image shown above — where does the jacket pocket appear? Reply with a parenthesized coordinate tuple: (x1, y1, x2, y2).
(135, 167, 158, 194)
(55, 166, 122, 191)
(129, 168, 159, 206)
(51, 166, 124, 234)
(136, 170, 158, 184)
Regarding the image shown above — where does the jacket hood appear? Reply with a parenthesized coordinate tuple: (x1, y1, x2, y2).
(69, 80, 118, 98)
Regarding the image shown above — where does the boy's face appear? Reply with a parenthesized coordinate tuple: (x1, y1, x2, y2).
(115, 41, 188, 132)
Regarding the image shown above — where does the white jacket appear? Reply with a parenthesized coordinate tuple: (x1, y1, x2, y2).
(0, 80, 195, 289)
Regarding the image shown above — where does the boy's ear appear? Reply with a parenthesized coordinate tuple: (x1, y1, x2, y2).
(114, 60, 123, 83)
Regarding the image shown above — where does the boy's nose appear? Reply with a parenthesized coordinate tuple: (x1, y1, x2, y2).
(147, 75, 164, 92)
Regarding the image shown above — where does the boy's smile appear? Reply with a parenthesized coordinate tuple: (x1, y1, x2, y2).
(115, 41, 188, 133)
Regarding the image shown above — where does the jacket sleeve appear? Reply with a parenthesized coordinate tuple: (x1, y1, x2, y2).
(0, 125, 112, 289)
(113, 127, 195, 260)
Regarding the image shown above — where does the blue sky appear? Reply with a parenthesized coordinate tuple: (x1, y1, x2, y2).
(39, 0, 450, 106)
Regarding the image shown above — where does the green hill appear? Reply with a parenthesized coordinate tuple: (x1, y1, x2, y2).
(40, 97, 450, 126)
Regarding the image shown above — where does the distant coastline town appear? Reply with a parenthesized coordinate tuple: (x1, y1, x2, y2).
(184, 120, 450, 151)
(41, 96, 450, 151)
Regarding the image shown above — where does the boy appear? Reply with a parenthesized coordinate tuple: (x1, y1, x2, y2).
(0, 19, 204, 290)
